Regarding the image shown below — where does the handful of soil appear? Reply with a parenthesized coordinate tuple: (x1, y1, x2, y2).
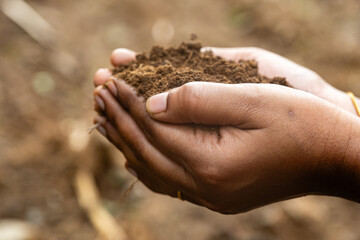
(112, 37, 289, 99)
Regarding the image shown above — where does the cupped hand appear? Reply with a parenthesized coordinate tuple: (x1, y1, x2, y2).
(93, 47, 359, 115)
(94, 79, 357, 213)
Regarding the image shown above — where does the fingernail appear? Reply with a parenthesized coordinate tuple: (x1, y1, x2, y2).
(126, 167, 138, 178)
(97, 125, 106, 136)
(95, 95, 105, 110)
(146, 92, 168, 114)
(106, 80, 117, 96)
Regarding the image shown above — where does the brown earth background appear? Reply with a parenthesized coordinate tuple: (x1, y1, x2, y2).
(1, 0, 360, 239)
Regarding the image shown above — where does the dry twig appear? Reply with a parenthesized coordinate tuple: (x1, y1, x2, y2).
(88, 122, 101, 134)
(74, 169, 128, 240)
(1, 0, 57, 48)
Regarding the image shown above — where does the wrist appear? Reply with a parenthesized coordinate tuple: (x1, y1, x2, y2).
(316, 112, 360, 202)
(336, 117, 360, 202)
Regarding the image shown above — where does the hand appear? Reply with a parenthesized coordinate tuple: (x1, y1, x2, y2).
(93, 47, 360, 115)
(94, 80, 360, 213)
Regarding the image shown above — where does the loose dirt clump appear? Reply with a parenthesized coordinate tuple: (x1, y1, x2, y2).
(112, 37, 289, 99)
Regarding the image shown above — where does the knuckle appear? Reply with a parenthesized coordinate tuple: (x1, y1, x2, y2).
(178, 83, 204, 121)
(234, 85, 262, 115)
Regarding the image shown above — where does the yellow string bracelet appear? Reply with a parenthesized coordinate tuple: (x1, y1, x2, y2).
(347, 92, 360, 117)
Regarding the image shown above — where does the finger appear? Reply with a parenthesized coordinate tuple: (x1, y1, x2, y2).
(146, 82, 274, 128)
(202, 47, 312, 81)
(104, 78, 169, 144)
(94, 115, 178, 196)
(94, 115, 139, 165)
(111, 48, 136, 66)
(94, 86, 195, 192)
(95, 106, 225, 207)
(94, 68, 112, 87)
(201, 47, 262, 62)
(124, 161, 175, 196)
(94, 115, 153, 181)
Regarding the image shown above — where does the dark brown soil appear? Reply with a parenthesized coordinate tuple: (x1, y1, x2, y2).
(113, 38, 289, 99)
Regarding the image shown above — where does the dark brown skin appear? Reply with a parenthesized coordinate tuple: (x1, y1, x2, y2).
(93, 47, 360, 214)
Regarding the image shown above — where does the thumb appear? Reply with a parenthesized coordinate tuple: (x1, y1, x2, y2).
(145, 82, 265, 126)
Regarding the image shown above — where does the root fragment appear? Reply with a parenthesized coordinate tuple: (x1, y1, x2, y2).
(88, 122, 100, 134)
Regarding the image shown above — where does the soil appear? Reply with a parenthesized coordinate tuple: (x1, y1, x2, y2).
(113, 37, 289, 99)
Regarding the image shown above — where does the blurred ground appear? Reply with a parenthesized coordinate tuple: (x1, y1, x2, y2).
(0, 0, 360, 239)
